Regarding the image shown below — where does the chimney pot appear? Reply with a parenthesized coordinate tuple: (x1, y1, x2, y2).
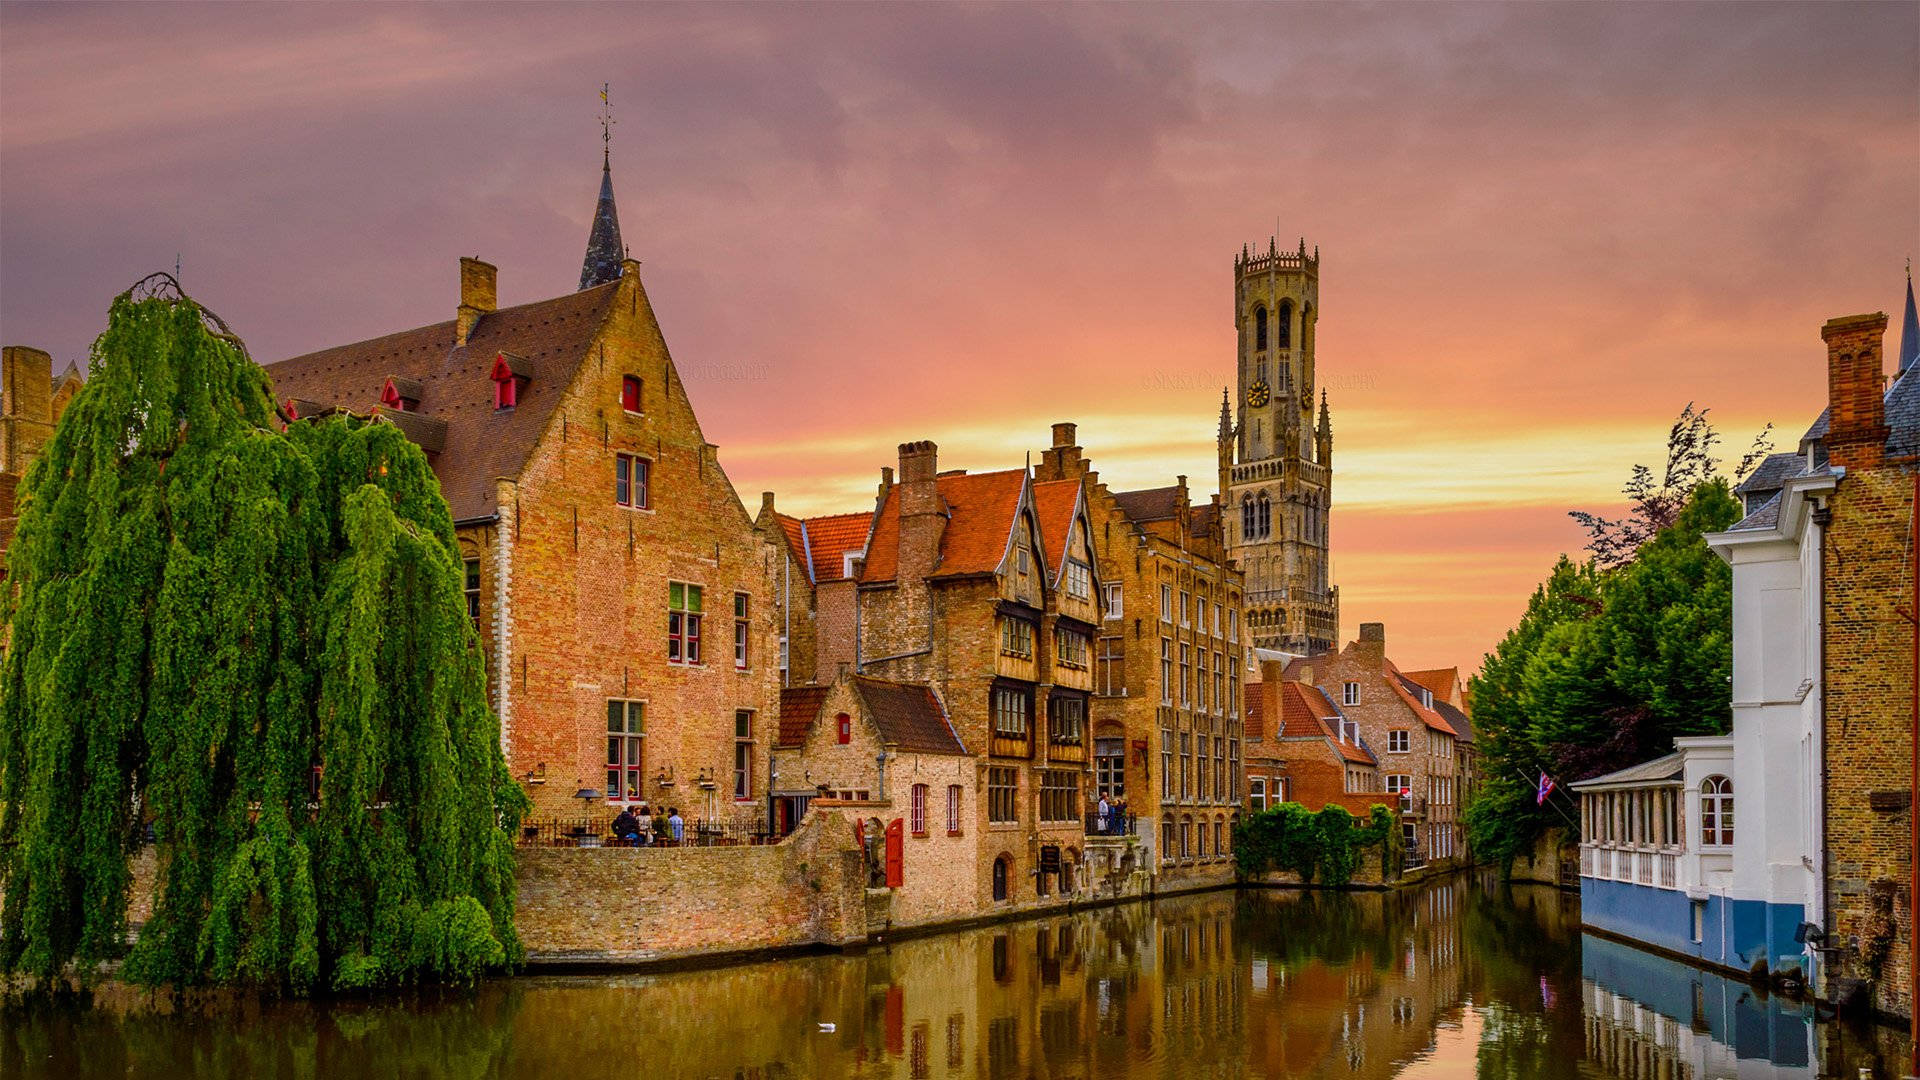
(1051, 422, 1077, 449)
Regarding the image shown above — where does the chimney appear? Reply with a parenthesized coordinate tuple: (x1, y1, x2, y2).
(760, 491, 776, 519)
(1356, 622, 1386, 664)
(1037, 421, 1086, 481)
(896, 441, 943, 584)
(1051, 422, 1077, 449)
(456, 257, 498, 346)
(877, 465, 895, 501)
(1822, 312, 1890, 471)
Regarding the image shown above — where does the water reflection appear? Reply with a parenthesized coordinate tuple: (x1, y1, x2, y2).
(3, 876, 1907, 1079)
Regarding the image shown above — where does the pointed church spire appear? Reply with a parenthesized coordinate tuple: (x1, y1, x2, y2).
(1218, 387, 1232, 436)
(580, 84, 625, 291)
(1899, 258, 1918, 374)
(1317, 388, 1331, 433)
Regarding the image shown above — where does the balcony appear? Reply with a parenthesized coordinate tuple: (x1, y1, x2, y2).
(1579, 843, 1682, 889)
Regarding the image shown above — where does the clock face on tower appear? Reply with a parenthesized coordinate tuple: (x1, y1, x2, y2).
(1249, 381, 1271, 408)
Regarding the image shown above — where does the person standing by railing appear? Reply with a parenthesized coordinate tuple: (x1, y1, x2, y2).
(1096, 794, 1111, 835)
(669, 808, 685, 845)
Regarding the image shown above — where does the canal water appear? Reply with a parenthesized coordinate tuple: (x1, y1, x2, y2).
(3, 876, 1910, 1079)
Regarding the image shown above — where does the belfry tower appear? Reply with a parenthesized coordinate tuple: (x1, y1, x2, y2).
(1219, 238, 1338, 653)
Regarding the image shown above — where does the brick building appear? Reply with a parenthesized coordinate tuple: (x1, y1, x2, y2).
(264, 160, 783, 823)
(0, 345, 83, 551)
(1286, 624, 1466, 866)
(1031, 422, 1246, 890)
(772, 672, 979, 928)
(1243, 657, 1387, 817)
(778, 439, 1109, 911)
(756, 494, 872, 688)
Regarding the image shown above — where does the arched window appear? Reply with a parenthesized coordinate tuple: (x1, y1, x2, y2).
(1276, 300, 1292, 349)
(1253, 305, 1269, 351)
(1241, 495, 1255, 540)
(992, 854, 1012, 901)
(1256, 493, 1272, 540)
(1700, 776, 1733, 846)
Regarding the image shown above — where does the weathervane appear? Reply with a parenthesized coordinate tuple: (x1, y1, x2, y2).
(599, 82, 615, 168)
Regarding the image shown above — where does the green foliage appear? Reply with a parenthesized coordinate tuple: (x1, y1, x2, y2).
(0, 278, 526, 993)
(1466, 475, 1742, 872)
(1232, 802, 1399, 887)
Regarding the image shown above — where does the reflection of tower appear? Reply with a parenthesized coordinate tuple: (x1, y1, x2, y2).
(1221, 238, 1338, 653)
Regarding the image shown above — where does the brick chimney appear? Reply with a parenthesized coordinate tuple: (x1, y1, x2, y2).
(896, 441, 943, 584)
(456, 257, 498, 346)
(1822, 312, 1889, 471)
(1036, 420, 1087, 481)
(1356, 622, 1386, 664)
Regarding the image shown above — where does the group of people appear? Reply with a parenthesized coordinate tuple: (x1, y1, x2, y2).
(1093, 794, 1132, 836)
(609, 804, 685, 846)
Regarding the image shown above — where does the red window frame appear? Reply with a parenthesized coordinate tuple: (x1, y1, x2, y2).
(910, 784, 928, 836)
(621, 374, 643, 413)
(668, 582, 702, 664)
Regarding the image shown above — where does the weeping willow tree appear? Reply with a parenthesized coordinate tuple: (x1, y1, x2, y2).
(0, 275, 525, 993)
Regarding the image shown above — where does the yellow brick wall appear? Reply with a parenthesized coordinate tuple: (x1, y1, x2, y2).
(1822, 464, 1914, 1020)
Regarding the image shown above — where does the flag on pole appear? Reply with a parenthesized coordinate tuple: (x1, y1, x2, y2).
(1535, 772, 1557, 805)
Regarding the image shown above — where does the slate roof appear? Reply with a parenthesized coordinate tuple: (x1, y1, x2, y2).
(860, 469, 1026, 584)
(1799, 355, 1920, 460)
(265, 281, 622, 523)
(777, 685, 830, 748)
(580, 163, 625, 290)
(1728, 490, 1783, 533)
(1736, 451, 1805, 501)
(1111, 485, 1181, 524)
(1568, 752, 1684, 790)
(851, 676, 967, 755)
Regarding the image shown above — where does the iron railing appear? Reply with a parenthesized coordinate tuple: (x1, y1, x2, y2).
(518, 816, 772, 848)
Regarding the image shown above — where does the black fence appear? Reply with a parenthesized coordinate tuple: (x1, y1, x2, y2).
(519, 816, 773, 848)
(1084, 808, 1135, 837)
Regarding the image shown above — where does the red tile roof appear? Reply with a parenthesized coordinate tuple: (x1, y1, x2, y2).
(860, 469, 1026, 584)
(1400, 667, 1459, 704)
(264, 281, 621, 523)
(774, 512, 807, 570)
(777, 684, 830, 748)
(1385, 661, 1458, 734)
(1030, 478, 1081, 578)
(801, 511, 874, 583)
(1284, 682, 1376, 765)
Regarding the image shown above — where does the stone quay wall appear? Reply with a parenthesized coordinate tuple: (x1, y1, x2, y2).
(515, 809, 868, 965)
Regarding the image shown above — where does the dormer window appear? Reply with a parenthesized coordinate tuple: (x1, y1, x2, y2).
(380, 376, 422, 413)
(621, 374, 643, 413)
(490, 353, 530, 410)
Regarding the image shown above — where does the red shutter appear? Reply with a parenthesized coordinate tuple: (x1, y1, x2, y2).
(621, 374, 642, 412)
(885, 818, 904, 888)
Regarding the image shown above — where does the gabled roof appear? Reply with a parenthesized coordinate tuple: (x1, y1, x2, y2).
(1031, 478, 1081, 579)
(265, 281, 621, 523)
(1384, 662, 1458, 734)
(777, 684, 830, 748)
(798, 511, 874, 584)
(1276, 682, 1375, 765)
(1735, 451, 1806, 500)
(859, 469, 1027, 584)
(851, 676, 967, 756)
(773, 512, 808, 572)
(1399, 667, 1459, 704)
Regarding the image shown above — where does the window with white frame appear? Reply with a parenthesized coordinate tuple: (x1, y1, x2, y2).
(1387, 729, 1410, 753)
(1103, 582, 1122, 618)
(615, 453, 651, 509)
(1160, 638, 1173, 704)
(1161, 729, 1174, 799)
(1055, 627, 1089, 669)
(992, 685, 1032, 739)
(1160, 585, 1172, 623)
(1250, 777, 1267, 810)
(946, 785, 963, 834)
(910, 783, 928, 836)
(1342, 681, 1360, 706)
(1000, 617, 1035, 659)
(1700, 775, 1734, 846)
(1065, 560, 1092, 600)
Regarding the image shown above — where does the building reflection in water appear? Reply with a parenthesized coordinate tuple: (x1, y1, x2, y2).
(4, 876, 1908, 1079)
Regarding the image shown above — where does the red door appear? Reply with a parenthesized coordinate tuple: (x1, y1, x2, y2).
(884, 818, 905, 888)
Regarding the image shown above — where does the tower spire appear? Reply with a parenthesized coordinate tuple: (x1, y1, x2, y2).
(580, 83, 625, 291)
(1899, 257, 1917, 374)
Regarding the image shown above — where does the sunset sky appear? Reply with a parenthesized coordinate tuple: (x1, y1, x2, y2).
(3, 3, 1915, 675)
